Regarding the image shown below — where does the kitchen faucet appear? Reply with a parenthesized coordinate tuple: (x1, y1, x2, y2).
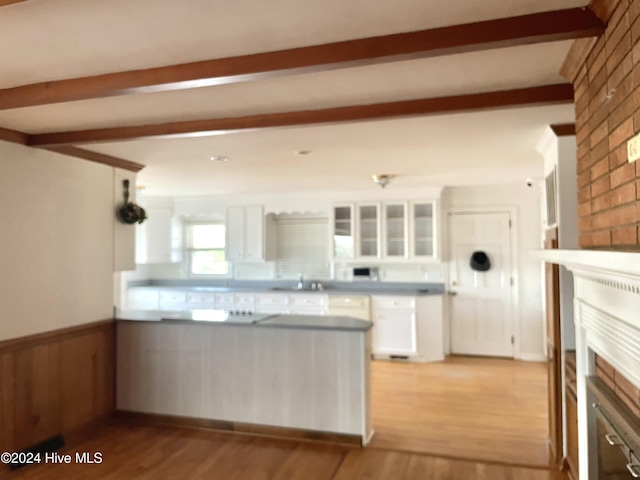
(297, 272, 304, 290)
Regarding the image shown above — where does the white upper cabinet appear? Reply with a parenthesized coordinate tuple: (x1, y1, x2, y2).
(332, 199, 438, 261)
(226, 205, 276, 262)
(383, 202, 408, 258)
(332, 204, 355, 259)
(357, 204, 380, 258)
(410, 201, 437, 258)
(137, 206, 182, 264)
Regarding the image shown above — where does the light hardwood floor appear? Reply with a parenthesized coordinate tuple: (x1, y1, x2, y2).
(370, 356, 552, 466)
(3, 357, 563, 480)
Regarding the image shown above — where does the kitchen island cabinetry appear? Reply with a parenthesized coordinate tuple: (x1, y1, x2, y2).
(117, 315, 373, 444)
(371, 294, 443, 362)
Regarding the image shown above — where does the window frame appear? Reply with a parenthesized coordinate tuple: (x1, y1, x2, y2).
(185, 221, 232, 278)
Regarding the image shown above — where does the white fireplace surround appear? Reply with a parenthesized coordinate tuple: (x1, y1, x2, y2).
(536, 249, 640, 480)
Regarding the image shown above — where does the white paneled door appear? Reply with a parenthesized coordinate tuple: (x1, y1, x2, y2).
(448, 212, 514, 357)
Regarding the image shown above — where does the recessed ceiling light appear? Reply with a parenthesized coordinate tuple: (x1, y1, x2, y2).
(210, 155, 228, 162)
(295, 150, 311, 156)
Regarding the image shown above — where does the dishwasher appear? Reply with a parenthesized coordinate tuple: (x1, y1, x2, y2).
(327, 295, 370, 320)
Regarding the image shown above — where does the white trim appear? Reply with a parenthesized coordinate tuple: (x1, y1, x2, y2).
(445, 205, 519, 359)
(535, 248, 640, 480)
(519, 352, 546, 362)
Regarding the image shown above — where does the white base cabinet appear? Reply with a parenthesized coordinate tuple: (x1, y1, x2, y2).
(371, 295, 444, 362)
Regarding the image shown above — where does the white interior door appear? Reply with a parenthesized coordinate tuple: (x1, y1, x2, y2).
(448, 212, 514, 357)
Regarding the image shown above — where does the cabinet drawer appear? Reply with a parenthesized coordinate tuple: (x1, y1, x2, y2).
(234, 293, 256, 305)
(187, 292, 215, 307)
(215, 293, 235, 305)
(290, 294, 326, 307)
(128, 288, 159, 302)
(127, 289, 160, 309)
(255, 294, 289, 306)
(290, 306, 325, 316)
(327, 295, 369, 309)
(159, 291, 188, 303)
(372, 296, 415, 310)
(187, 292, 215, 303)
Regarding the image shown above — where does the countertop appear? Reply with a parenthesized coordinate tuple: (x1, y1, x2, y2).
(128, 280, 445, 297)
(116, 309, 373, 332)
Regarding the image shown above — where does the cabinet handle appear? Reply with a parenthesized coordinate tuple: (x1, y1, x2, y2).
(605, 434, 623, 446)
(627, 462, 640, 478)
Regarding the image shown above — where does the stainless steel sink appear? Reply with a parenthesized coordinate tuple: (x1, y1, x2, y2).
(271, 287, 312, 291)
(270, 287, 325, 292)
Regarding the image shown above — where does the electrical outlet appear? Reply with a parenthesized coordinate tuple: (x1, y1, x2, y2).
(627, 132, 640, 163)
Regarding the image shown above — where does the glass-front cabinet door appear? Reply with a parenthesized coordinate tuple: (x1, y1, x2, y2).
(333, 205, 354, 258)
(411, 201, 435, 257)
(383, 203, 408, 258)
(357, 204, 380, 257)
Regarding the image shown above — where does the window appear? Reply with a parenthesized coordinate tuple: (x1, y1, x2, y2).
(186, 223, 229, 276)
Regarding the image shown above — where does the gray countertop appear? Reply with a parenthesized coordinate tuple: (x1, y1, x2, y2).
(128, 280, 444, 296)
(116, 309, 373, 332)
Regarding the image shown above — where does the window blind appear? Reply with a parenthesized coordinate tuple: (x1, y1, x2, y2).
(276, 217, 330, 279)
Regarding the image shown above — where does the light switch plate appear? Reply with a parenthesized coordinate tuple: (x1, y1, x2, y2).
(627, 132, 640, 163)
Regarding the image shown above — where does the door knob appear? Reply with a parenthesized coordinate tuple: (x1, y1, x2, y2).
(451, 281, 457, 286)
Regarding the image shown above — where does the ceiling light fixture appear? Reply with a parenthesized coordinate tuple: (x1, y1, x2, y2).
(295, 150, 311, 156)
(209, 155, 228, 162)
(371, 174, 395, 188)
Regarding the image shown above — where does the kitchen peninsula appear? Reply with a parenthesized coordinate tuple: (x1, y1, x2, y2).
(116, 310, 373, 445)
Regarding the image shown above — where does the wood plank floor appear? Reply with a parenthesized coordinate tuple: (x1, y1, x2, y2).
(2, 356, 564, 479)
(370, 356, 552, 466)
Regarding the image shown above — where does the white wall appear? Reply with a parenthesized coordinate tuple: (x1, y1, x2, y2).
(172, 187, 443, 218)
(0, 141, 115, 341)
(441, 184, 545, 360)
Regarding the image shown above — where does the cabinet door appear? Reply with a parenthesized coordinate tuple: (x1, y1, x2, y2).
(357, 204, 380, 258)
(333, 205, 355, 258)
(373, 309, 417, 355)
(243, 206, 264, 261)
(383, 203, 408, 258)
(141, 207, 173, 263)
(290, 294, 326, 316)
(255, 294, 289, 314)
(411, 201, 435, 258)
(226, 206, 245, 261)
(127, 288, 160, 310)
(187, 292, 215, 309)
(158, 291, 188, 311)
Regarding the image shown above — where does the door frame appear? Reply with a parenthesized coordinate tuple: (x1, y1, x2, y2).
(444, 206, 520, 359)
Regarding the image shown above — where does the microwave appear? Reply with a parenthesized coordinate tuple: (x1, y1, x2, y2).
(353, 267, 379, 281)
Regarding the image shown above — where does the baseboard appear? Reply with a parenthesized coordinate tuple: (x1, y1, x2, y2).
(116, 410, 363, 446)
(519, 352, 547, 362)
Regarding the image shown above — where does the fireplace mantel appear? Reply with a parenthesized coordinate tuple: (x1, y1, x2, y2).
(535, 249, 640, 480)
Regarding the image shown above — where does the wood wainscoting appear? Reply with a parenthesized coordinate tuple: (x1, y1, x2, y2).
(0, 319, 115, 474)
